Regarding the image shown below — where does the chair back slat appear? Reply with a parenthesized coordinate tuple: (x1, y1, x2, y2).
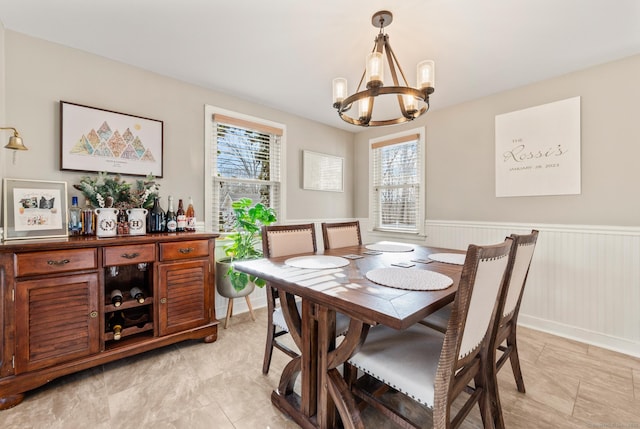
(321, 221, 362, 250)
(502, 232, 538, 317)
(262, 223, 317, 258)
(458, 253, 511, 359)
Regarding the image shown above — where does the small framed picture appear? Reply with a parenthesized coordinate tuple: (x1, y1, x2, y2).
(2, 179, 69, 241)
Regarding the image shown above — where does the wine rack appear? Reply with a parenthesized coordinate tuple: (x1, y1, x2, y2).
(0, 233, 219, 409)
(104, 267, 155, 346)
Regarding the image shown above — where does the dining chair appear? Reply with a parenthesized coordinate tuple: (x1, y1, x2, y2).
(261, 223, 350, 374)
(420, 230, 539, 394)
(344, 238, 514, 429)
(321, 220, 362, 249)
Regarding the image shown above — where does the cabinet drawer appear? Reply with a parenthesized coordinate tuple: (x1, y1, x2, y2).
(17, 248, 97, 276)
(103, 244, 156, 266)
(159, 240, 209, 261)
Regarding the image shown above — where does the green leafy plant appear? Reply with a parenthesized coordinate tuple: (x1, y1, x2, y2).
(223, 198, 277, 291)
(74, 172, 159, 209)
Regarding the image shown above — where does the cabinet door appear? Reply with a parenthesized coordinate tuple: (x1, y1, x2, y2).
(157, 260, 212, 336)
(15, 273, 100, 373)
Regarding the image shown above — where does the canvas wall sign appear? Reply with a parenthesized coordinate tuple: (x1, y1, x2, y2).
(495, 96, 581, 197)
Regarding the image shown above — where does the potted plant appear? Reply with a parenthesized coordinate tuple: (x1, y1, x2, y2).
(215, 198, 277, 297)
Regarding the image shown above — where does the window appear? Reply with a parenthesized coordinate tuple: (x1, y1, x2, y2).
(370, 128, 425, 235)
(205, 106, 285, 232)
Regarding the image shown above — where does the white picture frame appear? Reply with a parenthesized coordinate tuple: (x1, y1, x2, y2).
(303, 150, 344, 192)
(2, 178, 69, 241)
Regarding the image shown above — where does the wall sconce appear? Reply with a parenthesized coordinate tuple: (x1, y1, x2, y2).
(0, 127, 28, 150)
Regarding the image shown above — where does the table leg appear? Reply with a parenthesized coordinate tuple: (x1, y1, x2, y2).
(301, 299, 318, 417)
(317, 306, 370, 429)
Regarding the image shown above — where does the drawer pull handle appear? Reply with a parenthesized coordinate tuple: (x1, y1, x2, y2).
(160, 298, 167, 304)
(178, 247, 194, 254)
(89, 311, 98, 318)
(47, 259, 70, 266)
(121, 253, 140, 259)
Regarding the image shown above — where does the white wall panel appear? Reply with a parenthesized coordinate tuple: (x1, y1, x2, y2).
(425, 220, 640, 357)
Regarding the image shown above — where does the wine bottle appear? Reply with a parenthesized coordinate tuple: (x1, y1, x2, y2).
(80, 199, 95, 235)
(186, 197, 196, 232)
(176, 199, 186, 232)
(129, 286, 146, 304)
(148, 197, 165, 233)
(108, 311, 125, 341)
(68, 196, 82, 235)
(117, 209, 129, 235)
(166, 196, 177, 232)
(110, 289, 123, 307)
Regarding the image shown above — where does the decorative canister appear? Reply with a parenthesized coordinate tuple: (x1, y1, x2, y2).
(94, 208, 119, 237)
(126, 208, 148, 236)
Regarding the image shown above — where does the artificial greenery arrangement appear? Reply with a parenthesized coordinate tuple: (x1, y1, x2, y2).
(223, 198, 277, 291)
(74, 172, 160, 210)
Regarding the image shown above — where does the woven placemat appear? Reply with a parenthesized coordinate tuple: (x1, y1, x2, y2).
(365, 241, 414, 252)
(284, 255, 350, 269)
(427, 253, 466, 265)
(365, 267, 453, 291)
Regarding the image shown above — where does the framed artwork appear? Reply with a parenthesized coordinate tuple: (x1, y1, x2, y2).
(495, 96, 581, 197)
(3, 179, 68, 241)
(303, 150, 344, 192)
(60, 101, 163, 177)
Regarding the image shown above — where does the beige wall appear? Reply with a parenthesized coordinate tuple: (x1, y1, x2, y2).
(1, 30, 355, 224)
(354, 54, 640, 227)
(0, 21, 6, 169)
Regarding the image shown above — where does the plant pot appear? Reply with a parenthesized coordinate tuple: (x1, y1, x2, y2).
(215, 258, 256, 298)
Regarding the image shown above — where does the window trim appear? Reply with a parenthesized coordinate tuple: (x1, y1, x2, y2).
(204, 105, 287, 232)
(368, 127, 426, 236)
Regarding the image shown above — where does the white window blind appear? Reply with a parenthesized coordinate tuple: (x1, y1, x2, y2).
(371, 132, 423, 233)
(210, 113, 282, 232)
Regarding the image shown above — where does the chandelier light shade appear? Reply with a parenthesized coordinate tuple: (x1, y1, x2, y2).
(332, 10, 435, 127)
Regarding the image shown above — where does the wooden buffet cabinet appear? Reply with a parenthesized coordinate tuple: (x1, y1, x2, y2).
(0, 232, 219, 409)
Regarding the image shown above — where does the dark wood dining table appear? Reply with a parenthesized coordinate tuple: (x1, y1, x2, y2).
(233, 243, 465, 429)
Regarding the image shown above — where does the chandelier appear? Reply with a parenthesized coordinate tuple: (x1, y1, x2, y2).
(332, 11, 435, 127)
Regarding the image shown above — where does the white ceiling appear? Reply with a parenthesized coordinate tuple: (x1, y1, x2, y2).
(1, 0, 639, 132)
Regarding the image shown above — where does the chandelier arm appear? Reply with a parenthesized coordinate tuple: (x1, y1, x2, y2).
(387, 41, 411, 87)
(381, 37, 413, 119)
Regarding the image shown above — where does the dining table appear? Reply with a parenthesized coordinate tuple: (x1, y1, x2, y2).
(233, 242, 465, 429)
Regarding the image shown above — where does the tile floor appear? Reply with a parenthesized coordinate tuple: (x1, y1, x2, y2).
(0, 307, 638, 428)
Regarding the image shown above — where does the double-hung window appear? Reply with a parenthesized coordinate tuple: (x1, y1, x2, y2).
(370, 128, 425, 235)
(205, 106, 284, 232)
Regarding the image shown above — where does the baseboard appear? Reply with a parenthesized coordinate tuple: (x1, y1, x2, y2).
(519, 314, 640, 358)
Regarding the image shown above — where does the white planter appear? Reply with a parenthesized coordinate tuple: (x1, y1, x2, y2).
(215, 258, 256, 298)
(94, 208, 118, 237)
(127, 208, 148, 235)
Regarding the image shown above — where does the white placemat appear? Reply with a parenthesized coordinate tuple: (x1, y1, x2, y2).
(365, 241, 414, 253)
(365, 268, 453, 291)
(284, 255, 350, 269)
(427, 253, 466, 265)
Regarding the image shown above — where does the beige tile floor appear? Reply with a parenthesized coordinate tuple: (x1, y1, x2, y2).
(0, 307, 638, 428)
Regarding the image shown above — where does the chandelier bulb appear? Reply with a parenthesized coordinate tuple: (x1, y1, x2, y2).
(332, 78, 348, 107)
(417, 60, 435, 89)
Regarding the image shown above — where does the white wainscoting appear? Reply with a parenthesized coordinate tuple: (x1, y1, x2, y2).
(214, 219, 640, 357)
(423, 220, 640, 357)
